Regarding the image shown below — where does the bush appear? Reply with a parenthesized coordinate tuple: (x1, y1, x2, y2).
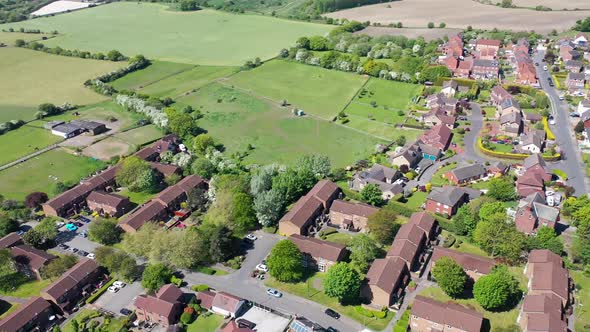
(442, 235, 456, 248)
(196, 266, 216, 275)
(171, 275, 183, 287)
(354, 306, 374, 318)
(192, 284, 210, 292)
(86, 278, 115, 304)
(180, 311, 194, 324)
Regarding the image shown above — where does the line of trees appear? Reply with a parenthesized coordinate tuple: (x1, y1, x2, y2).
(15, 39, 128, 62)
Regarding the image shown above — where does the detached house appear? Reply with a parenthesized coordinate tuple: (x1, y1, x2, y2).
(289, 234, 348, 272)
(329, 199, 380, 232)
(410, 296, 483, 332)
(419, 124, 453, 154)
(521, 129, 546, 153)
(421, 108, 456, 129)
(350, 164, 403, 200)
(565, 60, 583, 73)
(441, 80, 458, 97)
(515, 193, 560, 234)
(499, 110, 523, 137)
(426, 186, 481, 216)
(388, 145, 421, 169)
(491, 86, 512, 106)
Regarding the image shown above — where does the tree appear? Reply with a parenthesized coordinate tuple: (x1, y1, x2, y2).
(107, 50, 125, 61)
(323, 263, 361, 303)
(205, 225, 236, 263)
(367, 209, 400, 244)
(527, 226, 564, 255)
(421, 66, 452, 83)
(427, 22, 435, 28)
(116, 156, 158, 192)
(361, 184, 383, 206)
(180, 0, 199, 11)
(487, 178, 516, 201)
(272, 168, 316, 203)
(23, 229, 44, 248)
(267, 240, 304, 282)
(451, 205, 478, 237)
(141, 263, 172, 292)
(394, 135, 407, 147)
(574, 17, 590, 32)
(474, 216, 526, 264)
(169, 112, 200, 139)
(24, 192, 48, 209)
(96, 246, 141, 282)
(575, 120, 585, 133)
(473, 265, 521, 311)
(193, 134, 215, 155)
(432, 257, 467, 298)
(70, 320, 79, 332)
(250, 165, 277, 196)
(309, 36, 328, 51)
(0, 249, 20, 292)
(295, 36, 310, 49)
(478, 201, 506, 222)
(38, 103, 58, 116)
(254, 189, 285, 227)
(501, 0, 513, 7)
(14, 39, 25, 47)
(191, 158, 216, 179)
(297, 155, 331, 179)
(349, 234, 381, 273)
(33, 218, 58, 245)
(89, 218, 122, 245)
(41, 255, 78, 279)
(0, 216, 18, 237)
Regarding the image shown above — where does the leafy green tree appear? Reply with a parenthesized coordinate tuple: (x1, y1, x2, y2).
(432, 257, 468, 298)
(116, 156, 158, 192)
(295, 37, 310, 49)
(0, 215, 18, 237)
(203, 225, 236, 263)
(367, 209, 400, 244)
(14, 39, 25, 47)
(193, 134, 215, 155)
(309, 36, 328, 51)
(141, 263, 172, 292)
(501, 0, 513, 7)
(0, 249, 21, 292)
(361, 184, 383, 206)
(487, 178, 516, 201)
(474, 216, 526, 264)
(267, 240, 304, 282)
(478, 201, 506, 222)
(107, 50, 125, 61)
(473, 265, 522, 311)
(527, 226, 563, 255)
(191, 158, 216, 179)
(88, 218, 122, 245)
(349, 234, 381, 273)
(272, 168, 315, 202)
(169, 111, 200, 139)
(421, 66, 451, 83)
(254, 189, 285, 227)
(575, 17, 590, 32)
(180, 0, 199, 11)
(323, 263, 361, 303)
(297, 155, 331, 179)
(427, 22, 435, 28)
(23, 229, 44, 248)
(451, 205, 478, 236)
(41, 255, 78, 280)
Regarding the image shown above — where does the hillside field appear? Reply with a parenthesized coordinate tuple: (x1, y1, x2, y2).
(0, 47, 124, 122)
(175, 83, 382, 167)
(0, 2, 332, 65)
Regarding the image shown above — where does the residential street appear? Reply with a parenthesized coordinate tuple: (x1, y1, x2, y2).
(534, 51, 589, 195)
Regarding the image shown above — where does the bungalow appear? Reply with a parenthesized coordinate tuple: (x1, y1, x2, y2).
(525, 250, 572, 308)
(524, 111, 542, 124)
(566, 72, 585, 91)
(432, 247, 496, 281)
(278, 180, 340, 236)
(86, 191, 131, 218)
(135, 284, 185, 327)
(471, 59, 499, 80)
(289, 234, 348, 272)
(410, 296, 484, 332)
(329, 199, 380, 232)
(517, 294, 566, 332)
(565, 60, 583, 73)
(521, 129, 546, 153)
(517, 170, 547, 198)
(441, 80, 458, 97)
(362, 258, 410, 309)
(211, 292, 246, 318)
(41, 258, 102, 314)
(0, 297, 57, 332)
(426, 186, 481, 217)
(515, 193, 560, 235)
(444, 163, 487, 185)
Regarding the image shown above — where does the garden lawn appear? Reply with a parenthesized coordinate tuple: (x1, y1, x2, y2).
(1, 2, 332, 65)
(419, 286, 521, 331)
(343, 114, 421, 141)
(62, 309, 126, 332)
(117, 189, 156, 206)
(482, 107, 496, 118)
(175, 83, 381, 167)
(228, 60, 368, 120)
(0, 123, 62, 165)
(572, 270, 590, 332)
(266, 274, 394, 331)
(0, 47, 123, 122)
(111, 125, 163, 146)
(0, 302, 18, 319)
(323, 232, 355, 246)
(429, 162, 458, 186)
(0, 279, 51, 298)
(187, 314, 224, 332)
(351, 78, 421, 111)
(0, 149, 106, 200)
(402, 191, 428, 210)
(344, 102, 406, 124)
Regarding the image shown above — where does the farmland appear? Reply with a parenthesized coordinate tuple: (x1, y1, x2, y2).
(0, 47, 123, 122)
(0, 149, 105, 200)
(175, 83, 381, 167)
(0, 2, 332, 65)
(325, 0, 588, 33)
(0, 123, 62, 165)
(228, 60, 368, 119)
(508, 0, 590, 10)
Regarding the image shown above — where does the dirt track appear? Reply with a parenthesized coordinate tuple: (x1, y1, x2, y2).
(325, 0, 589, 33)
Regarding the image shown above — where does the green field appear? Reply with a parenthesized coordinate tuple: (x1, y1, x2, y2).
(176, 83, 381, 167)
(0, 123, 62, 165)
(0, 2, 332, 65)
(111, 61, 195, 91)
(111, 125, 163, 146)
(37, 101, 144, 130)
(352, 78, 422, 111)
(0, 279, 51, 298)
(0, 31, 49, 45)
(228, 60, 368, 119)
(0, 149, 106, 200)
(343, 114, 421, 141)
(0, 47, 124, 122)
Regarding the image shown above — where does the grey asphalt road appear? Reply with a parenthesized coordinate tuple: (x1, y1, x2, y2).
(533, 51, 589, 195)
(182, 231, 364, 332)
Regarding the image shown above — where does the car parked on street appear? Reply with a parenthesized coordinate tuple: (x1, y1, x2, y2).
(325, 308, 340, 319)
(120, 308, 132, 316)
(245, 234, 257, 242)
(108, 286, 120, 293)
(256, 264, 268, 272)
(78, 250, 89, 257)
(87, 253, 95, 259)
(113, 281, 126, 288)
(266, 288, 282, 298)
(58, 244, 69, 250)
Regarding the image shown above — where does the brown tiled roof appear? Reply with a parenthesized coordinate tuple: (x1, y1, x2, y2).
(156, 174, 205, 206)
(0, 232, 22, 249)
(528, 249, 563, 266)
(119, 200, 167, 231)
(432, 247, 495, 274)
(412, 296, 483, 332)
(330, 200, 379, 218)
(307, 180, 339, 204)
(477, 39, 501, 47)
(11, 245, 55, 271)
(134, 147, 159, 161)
(522, 294, 562, 316)
(289, 234, 347, 263)
(176, 174, 206, 192)
(0, 297, 52, 332)
(135, 295, 179, 321)
(526, 313, 567, 332)
(279, 195, 322, 228)
(211, 292, 243, 313)
(531, 262, 569, 301)
(197, 291, 216, 310)
(408, 212, 437, 236)
(150, 162, 180, 177)
(42, 258, 99, 300)
(221, 320, 255, 332)
(395, 223, 426, 247)
(386, 239, 419, 265)
(156, 284, 183, 302)
(366, 258, 408, 294)
(87, 191, 128, 208)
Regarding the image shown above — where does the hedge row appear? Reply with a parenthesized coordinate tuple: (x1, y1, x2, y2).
(542, 117, 556, 140)
(477, 138, 560, 161)
(86, 278, 115, 304)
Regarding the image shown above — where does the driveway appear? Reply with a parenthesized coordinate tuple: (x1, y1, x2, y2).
(533, 51, 589, 195)
(55, 218, 100, 255)
(93, 281, 143, 315)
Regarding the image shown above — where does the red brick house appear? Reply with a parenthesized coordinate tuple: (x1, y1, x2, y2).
(0, 297, 56, 332)
(444, 163, 487, 185)
(410, 296, 483, 332)
(329, 199, 379, 232)
(515, 193, 560, 234)
(289, 234, 348, 272)
(135, 284, 184, 327)
(362, 258, 410, 309)
(419, 124, 453, 152)
(426, 186, 481, 217)
(86, 191, 131, 217)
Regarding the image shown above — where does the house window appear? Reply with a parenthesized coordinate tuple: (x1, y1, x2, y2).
(318, 262, 326, 272)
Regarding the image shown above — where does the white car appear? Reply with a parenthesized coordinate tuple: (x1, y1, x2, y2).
(107, 286, 120, 293)
(547, 196, 555, 207)
(56, 222, 65, 228)
(86, 253, 95, 260)
(548, 118, 556, 125)
(256, 264, 268, 272)
(543, 65, 548, 71)
(545, 190, 555, 196)
(266, 288, 282, 298)
(245, 234, 257, 241)
(113, 281, 126, 288)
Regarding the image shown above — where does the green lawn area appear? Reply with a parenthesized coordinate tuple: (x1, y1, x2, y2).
(0, 47, 124, 122)
(0, 278, 51, 298)
(429, 162, 458, 186)
(344, 102, 406, 125)
(111, 61, 196, 91)
(266, 274, 394, 331)
(572, 270, 590, 332)
(323, 232, 355, 246)
(1, 2, 332, 65)
(402, 191, 428, 210)
(0, 149, 106, 200)
(117, 189, 156, 206)
(186, 314, 224, 332)
(419, 286, 521, 331)
(175, 83, 381, 167)
(343, 114, 422, 141)
(63, 309, 126, 332)
(0, 123, 62, 165)
(482, 107, 496, 118)
(228, 60, 368, 120)
(352, 78, 421, 111)
(111, 125, 163, 146)
(489, 143, 514, 153)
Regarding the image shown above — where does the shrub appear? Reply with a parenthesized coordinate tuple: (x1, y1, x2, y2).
(180, 311, 194, 324)
(86, 279, 115, 304)
(192, 284, 210, 292)
(196, 266, 215, 275)
(442, 235, 456, 248)
(354, 306, 374, 318)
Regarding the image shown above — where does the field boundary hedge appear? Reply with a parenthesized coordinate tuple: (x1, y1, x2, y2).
(86, 278, 115, 304)
(542, 116, 556, 140)
(477, 138, 560, 161)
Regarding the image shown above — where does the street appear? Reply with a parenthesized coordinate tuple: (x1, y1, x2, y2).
(533, 51, 589, 195)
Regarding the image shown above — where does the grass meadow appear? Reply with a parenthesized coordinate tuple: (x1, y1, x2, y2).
(111, 61, 195, 91)
(0, 2, 332, 65)
(0, 123, 62, 165)
(175, 83, 381, 167)
(0, 149, 105, 200)
(0, 47, 123, 122)
(0, 31, 50, 45)
(228, 60, 368, 120)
